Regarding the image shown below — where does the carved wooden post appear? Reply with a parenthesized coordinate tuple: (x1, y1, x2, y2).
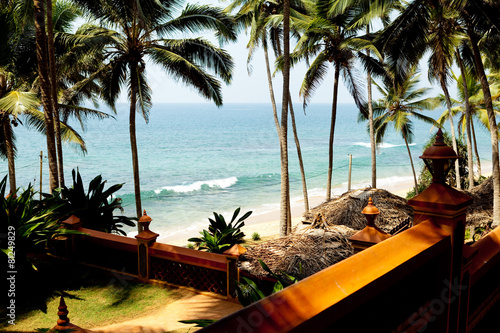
(135, 210, 159, 281)
(348, 197, 391, 253)
(223, 244, 247, 300)
(61, 215, 82, 258)
(408, 129, 473, 333)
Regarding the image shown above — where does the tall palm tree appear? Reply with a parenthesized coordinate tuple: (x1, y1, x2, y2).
(290, 0, 366, 201)
(456, 0, 500, 226)
(371, 68, 439, 195)
(330, 0, 403, 189)
(280, 0, 291, 236)
(380, 0, 464, 189)
(72, 0, 235, 224)
(228, 0, 311, 218)
(34, 0, 58, 193)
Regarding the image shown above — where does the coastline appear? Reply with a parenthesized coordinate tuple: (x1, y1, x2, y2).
(162, 160, 493, 247)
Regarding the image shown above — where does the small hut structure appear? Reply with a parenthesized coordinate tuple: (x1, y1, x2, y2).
(238, 188, 414, 279)
(303, 188, 413, 233)
(466, 176, 493, 229)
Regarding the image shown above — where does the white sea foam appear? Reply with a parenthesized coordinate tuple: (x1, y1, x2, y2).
(354, 142, 416, 148)
(154, 177, 238, 194)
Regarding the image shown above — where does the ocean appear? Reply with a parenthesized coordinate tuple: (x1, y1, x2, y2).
(2, 103, 493, 241)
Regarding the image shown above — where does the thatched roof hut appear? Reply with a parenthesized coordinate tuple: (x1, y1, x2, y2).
(238, 226, 355, 279)
(466, 176, 493, 228)
(238, 188, 413, 279)
(303, 188, 413, 233)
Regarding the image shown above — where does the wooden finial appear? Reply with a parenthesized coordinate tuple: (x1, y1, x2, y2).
(54, 296, 70, 329)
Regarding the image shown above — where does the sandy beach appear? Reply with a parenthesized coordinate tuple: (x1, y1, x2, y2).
(163, 160, 493, 247)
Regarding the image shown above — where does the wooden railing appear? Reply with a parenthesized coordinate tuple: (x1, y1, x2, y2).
(200, 219, 454, 332)
(57, 221, 242, 298)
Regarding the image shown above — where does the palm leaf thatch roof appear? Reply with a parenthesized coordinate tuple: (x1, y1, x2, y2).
(466, 176, 493, 228)
(238, 188, 413, 279)
(303, 188, 414, 233)
(238, 226, 355, 279)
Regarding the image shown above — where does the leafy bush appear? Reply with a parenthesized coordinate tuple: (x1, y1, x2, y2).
(188, 207, 252, 253)
(0, 176, 83, 271)
(251, 232, 261, 241)
(54, 169, 135, 236)
(236, 260, 299, 306)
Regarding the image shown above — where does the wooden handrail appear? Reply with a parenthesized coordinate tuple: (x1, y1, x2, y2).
(79, 227, 137, 252)
(200, 219, 450, 332)
(149, 242, 227, 271)
(469, 226, 500, 284)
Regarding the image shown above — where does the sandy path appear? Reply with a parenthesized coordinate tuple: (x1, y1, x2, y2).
(92, 289, 242, 333)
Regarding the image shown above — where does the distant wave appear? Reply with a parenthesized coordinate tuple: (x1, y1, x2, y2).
(154, 177, 238, 194)
(354, 142, 416, 148)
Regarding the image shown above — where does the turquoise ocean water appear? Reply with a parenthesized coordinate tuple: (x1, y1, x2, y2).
(1, 103, 493, 240)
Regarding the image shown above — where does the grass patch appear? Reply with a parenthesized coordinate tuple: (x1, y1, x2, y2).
(0, 257, 183, 332)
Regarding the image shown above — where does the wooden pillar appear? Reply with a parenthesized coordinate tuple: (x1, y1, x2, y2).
(135, 210, 159, 281)
(61, 215, 82, 258)
(223, 244, 247, 300)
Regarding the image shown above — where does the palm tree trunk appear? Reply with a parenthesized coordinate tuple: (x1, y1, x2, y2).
(456, 51, 474, 189)
(326, 64, 340, 201)
(129, 61, 143, 232)
(263, 43, 280, 136)
(367, 28, 376, 189)
(34, 0, 58, 193)
(471, 119, 481, 177)
(3, 119, 16, 193)
(440, 79, 461, 189)
(279, 0, 291, 237)
(404, 132, 419, 195)
(289, 92, 309, 211)
(467, 23, 500, 227)
(46, 0, 64, 188)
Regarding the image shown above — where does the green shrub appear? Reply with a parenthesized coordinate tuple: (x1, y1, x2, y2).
(251, 232, 261, 241)
(54, 169, 135, 235)
(188, 207, 252, 253)
(0, 176, 84, 272)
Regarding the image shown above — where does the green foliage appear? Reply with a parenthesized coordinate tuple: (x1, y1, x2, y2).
(406, 131, 470, 199)
(188, 208, 252, 253)
(187, 243, 195, 249)
(251, 232, 261, 241)
(0, 176, 83, 271)
(54, 169, 135, 236)
(235, 259, 299, 307)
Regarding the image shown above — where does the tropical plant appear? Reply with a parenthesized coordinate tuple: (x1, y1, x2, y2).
(227, 0, 310, 219)
(251, 232, 261, 241)
(70, 0, 236, 226)
(54, 169, 135, 236)
(379, 0, 465, 189)
(328, 0, 404, 189)
(235, 259, 298, 306)
(365, 67, 439, 195)
(0, 176, 83, 271)
(188, 208, 252, 253)
(288, 0, 367, 202)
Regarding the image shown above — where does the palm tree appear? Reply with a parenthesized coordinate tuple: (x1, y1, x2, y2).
(228, 0, 310, 219)
(371, 68, 439, 195)
(380, 0, 464, 189)
(280, 0, 291, 236)
(34, 0, 58, 193)
(72, 0, 235, 224)
(456, 0, 500, 226)
(290, 0, 366, 201)
(330, 0, 403, 189)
